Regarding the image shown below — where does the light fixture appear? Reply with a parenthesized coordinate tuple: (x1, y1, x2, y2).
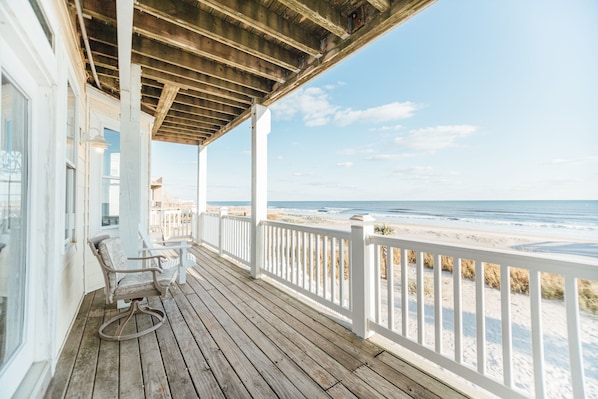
(86, 128, 109, 153)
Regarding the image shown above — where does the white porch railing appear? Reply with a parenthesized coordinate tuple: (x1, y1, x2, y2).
(196, 210, 597, 398)
(262, 220, 352, 319)
(150, 208, 194, 239)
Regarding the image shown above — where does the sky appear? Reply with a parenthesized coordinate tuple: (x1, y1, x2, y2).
(151, 0, 598, 202)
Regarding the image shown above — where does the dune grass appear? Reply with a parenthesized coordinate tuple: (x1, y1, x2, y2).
(381, 249, 598, 314)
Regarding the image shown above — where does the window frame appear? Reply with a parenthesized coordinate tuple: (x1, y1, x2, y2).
(64, 82, 77, 245)
(100, 128, 120, 228)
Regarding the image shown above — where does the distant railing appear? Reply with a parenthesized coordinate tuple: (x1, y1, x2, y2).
(222, 215, 251, 266)
(196, 209, 597, 399)
(151, 208, 194, 239)
(200, 212, 220, 249)
(262, 220, 352, 319)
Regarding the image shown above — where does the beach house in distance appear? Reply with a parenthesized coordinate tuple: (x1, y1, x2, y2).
(1, 1, 595, 398)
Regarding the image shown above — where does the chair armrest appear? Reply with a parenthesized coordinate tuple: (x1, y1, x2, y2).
(140, 245, 191, 251)
(129, 255, 166, 261)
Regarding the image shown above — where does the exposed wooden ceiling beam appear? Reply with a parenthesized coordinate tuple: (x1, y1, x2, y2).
(276, 0, 349, 39)
(132, 11, 288, 83)
(160, 122, 216, 135)
(163, 116, 220, 131)
(366, 0, 391, 12)
(198, 0, 322, 57)
(134, 0, 302, 72)
(151, 84, 179, 138)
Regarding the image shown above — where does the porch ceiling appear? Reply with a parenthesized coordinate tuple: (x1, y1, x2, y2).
(66, 0, 434, 145)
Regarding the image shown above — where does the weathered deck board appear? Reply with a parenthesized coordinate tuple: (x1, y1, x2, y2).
(46, 245, 469, 399)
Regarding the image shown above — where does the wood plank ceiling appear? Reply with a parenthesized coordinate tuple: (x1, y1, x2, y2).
(66, 0, 435, 146)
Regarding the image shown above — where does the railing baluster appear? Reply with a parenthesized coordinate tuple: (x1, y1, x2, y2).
(340, 239, 346, 309)
(434, 254, 442, 354)
(322, 236, 330, 299)
(308, 233, 313, 293)
(374, 244, 381, 324)
(331, 237, 337, 304)
(387, 246, 394, 331)
(316, 234, 321, 296)
(529, 270, 545, 398)
(454, 257, 463, 363)
(401, 248, 408, 337)
(476, 261, 486, 374)
(501, 264, 513, 387)
(565, 276, 586, 399)
(417, 251, 424, 345)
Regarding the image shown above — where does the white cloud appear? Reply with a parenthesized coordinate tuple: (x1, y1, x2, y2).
(271, 86, 417, 127)
(334, 102, 417, 126)
(369, 124, 404, 132)
(336, 162, 353, 167)
(394, 125, 477, 152)
(276, 155, 284, 160)
(550, 155, 598, 165)
(365, 153, 413, 161)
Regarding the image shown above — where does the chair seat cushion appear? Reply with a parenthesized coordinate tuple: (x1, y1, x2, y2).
(115, 267, 177, 298)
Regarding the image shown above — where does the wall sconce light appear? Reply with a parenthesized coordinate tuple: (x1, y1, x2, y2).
(86, 128, 109, 153)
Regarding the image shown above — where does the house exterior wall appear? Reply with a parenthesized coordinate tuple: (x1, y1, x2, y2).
(0, 0, 152, 396)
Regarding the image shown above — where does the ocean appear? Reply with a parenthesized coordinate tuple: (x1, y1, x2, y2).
(210, 200, 598, 241)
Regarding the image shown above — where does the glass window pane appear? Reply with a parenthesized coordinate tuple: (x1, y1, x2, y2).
(101, 178, 119, 226)
(0, 75, 29, 370)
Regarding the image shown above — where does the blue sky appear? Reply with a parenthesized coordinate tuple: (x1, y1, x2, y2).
(151, 0, 598, 202)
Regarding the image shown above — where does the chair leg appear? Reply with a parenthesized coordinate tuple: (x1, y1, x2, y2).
(98, 298, 166, 341)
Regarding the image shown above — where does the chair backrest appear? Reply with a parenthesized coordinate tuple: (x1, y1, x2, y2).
(88, 235, 126, 303)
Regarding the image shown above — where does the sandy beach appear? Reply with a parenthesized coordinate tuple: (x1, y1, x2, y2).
(209, 205, 598, 260)
(208, 205, 598, 397)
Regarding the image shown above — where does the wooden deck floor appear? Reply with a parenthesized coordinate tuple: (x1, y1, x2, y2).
(46, 245, 468, 399)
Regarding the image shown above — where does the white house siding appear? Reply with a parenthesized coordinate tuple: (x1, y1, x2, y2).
(0, 0, 153, 396)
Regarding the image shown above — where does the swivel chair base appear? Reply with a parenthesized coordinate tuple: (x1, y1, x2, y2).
(99, 298, 165, 341)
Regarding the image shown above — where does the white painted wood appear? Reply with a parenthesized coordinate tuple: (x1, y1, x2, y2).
(331, 237, 337, 304)
(434, 254, 442, 354)
(475, 261, 486, 374)
(500, 265, 513, 387)
(218, 207, 228, 257)
(119, 64, 142, 261)
(196, 145, 207, 243)
(529, 270, 545, 398)
(565, 276, 586, 399)
(417, 251, 424, 345)
(453, 257, 463, 363)
(387, 246, 394, 331)
(374, 245, 381, 323)
(349, 214, 375, 338)
(116, 0, 134, 92)
(401, 248, 409, 338)
(250, 103, 270, 279)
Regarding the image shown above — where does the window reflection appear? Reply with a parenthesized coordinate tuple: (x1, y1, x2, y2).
(0, 75, 29, 370)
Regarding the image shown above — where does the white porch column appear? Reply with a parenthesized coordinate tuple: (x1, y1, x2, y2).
(196, 144, 207, 244)
(350, 214, 375, 338)
(250, 103, 270, 279)
(119, 64, 142, 260)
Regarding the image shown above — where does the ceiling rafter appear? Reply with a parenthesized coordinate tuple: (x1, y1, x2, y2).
(276, 0, 349, 39)
(151, 84, 179, 138)
(67, 0, 436, 144)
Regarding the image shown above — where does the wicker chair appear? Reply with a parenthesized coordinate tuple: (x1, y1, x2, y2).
(88, 235, 178, 341)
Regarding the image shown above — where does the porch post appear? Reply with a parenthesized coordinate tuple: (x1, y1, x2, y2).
(250, 103, 270, 279)
(119, 63, 142, 261)
(219, 207, 228, 257)
(350, 214, 375, 338)
(196, 144, 207, 244)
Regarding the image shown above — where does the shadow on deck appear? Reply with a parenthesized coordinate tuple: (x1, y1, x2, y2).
(46, 245, 469, 398)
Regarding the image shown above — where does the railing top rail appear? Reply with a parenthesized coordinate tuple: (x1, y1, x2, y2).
(262, 220, 351, 240)
(368, 233, 598, 278)
(223, 215, 251, 222)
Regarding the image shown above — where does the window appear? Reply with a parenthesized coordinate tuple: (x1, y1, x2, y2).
(0, 74, 29, 371)
(101, 129, 120, 227)
(65, 83, 76, 243)
(28, 0, 54, 48)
